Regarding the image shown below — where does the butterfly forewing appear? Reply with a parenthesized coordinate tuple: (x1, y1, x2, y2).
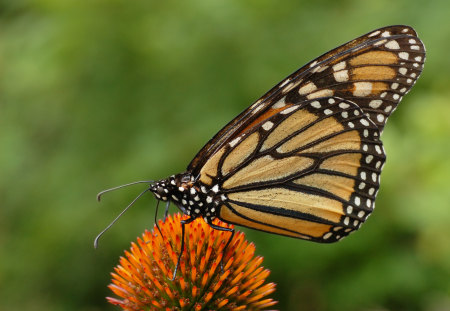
(188, 25, 424, 176)
(290, 26, 425, 130)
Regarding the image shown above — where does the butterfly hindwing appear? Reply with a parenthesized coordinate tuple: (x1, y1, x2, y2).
(197, 96, 385, 242)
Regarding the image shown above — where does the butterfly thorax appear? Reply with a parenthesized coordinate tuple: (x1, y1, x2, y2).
(150, 172, 223, 222)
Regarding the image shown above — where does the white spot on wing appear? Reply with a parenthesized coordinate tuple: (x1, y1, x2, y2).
(262, 121, 274, 131)
(372, 173, 377, 182)
(282, 80, 302, 94)
(279, 78, 291, 88)
(306, 89, 334, 99)
(332, 61, 346, 71)
(375, 145, 382, 154)
(374, 39, 387, 46)
(333, 70, 349, 82)
(369, 99, 383, 109)
(272, 97, 286, 109)
(310, 101, 321, 109)
(280, 105, 298, 115)
(353, 82, 373, 97)
(339, 102, 350, 109)
(399, 52, 409, 60)
(360, 119, 370, 126)
(312, 65, 328, 73)
(252, 104, 264, 114)
(229, 136, 241, 147)
(399, 67, 407, 75)
(323, 232, 332, 240)
(361, 171, 366, 180)
(385, 40, 400, 49)
(298, 82, 317, 95)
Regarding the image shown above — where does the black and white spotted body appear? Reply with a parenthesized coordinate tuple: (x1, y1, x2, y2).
(150, 173, 224, 223)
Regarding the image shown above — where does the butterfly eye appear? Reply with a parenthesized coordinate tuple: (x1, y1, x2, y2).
(181, 175, 189, 183)
(157, 186, 165, 195)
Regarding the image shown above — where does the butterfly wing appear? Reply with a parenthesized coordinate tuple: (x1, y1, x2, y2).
(197, 96, 385, 242)
(188, 25, 425, 176)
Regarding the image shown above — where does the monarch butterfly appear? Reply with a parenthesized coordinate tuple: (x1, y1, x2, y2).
(96, 25, 425, 277)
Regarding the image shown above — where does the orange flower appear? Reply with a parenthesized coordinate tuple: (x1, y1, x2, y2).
(107, 213, 277, 310)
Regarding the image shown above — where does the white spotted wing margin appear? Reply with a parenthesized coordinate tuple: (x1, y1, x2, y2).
(188, 25, 424, 176)
(212, 97, 386, 243)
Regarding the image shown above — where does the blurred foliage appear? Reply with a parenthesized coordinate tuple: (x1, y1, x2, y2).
(1, 0, 449, 310)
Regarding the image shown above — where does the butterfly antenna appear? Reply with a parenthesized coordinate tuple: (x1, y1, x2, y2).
(97, 180, 154, 201)
(94, 188, 150, 248)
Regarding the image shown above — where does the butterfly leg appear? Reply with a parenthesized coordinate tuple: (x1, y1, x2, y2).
(154, 200, 171, 238)
(163, 200, 170, 222)
(171, 216, 196, 280)
(153, 200, 163, 237)
(208, 223, 235, 272)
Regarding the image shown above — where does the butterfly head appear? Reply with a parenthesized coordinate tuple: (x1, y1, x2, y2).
(149, 173, 223, 222)
(148, 174, 183, 201)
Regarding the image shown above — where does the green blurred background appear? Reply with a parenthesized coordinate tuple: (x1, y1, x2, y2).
(1, 0, 449, 310)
